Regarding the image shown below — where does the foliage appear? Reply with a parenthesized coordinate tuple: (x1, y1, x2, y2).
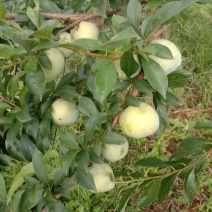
(0, 0, 211, 211)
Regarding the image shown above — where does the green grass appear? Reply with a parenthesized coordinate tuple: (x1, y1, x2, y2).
(1, 2, 212, 212)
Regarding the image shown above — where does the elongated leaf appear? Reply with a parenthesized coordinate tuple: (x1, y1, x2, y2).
(194, 120, 212, 129)
(84, 113, 108, 142)
(96, 62, 117, 102)
(55, 85, 80, 100)
(137, 179, 162, 208)
(158, 174, 177, 203)
(20, 184, 43, 212)
(31, 26, 53, 39)
(16, 108, 33, 123)
(141, 0, 199, 39)
(32, 149, 49, 184)
(180, 136, 212, 147)
(0, 173, 7, 202)
(141, 57, 168, 98)
(75, 168, 96, 191)
(6, 132, 36, 162)
(59, 132, 79, 148)
(153, 93, 168, 135)
(99, 132, 126, 145)
(73, 39, 103, 51)
(120, 49, 139, 78)
(106, 27, 139, 44)
(27, 0, 44, 28)
(142, 43, 173, 59)
(7, 162, 34, 203)
(111, 14, 127, 33)
(0, 152, 11, 166)
(62, 149, 79, 175)
(183, 169, 196, 204)
(78, 97, 98, 117)
(25, 69, 45, 99)
(38, 51, 52, 70)
(159, 91, 181, 106)
(116, 185, 137, 212)
(0, 3, 6, 18)
(40, 0, 61, 13)
(76, 150, 90, 172)
(125, 94, 140, 107)
(0, 102, 13, 111)
(136, 158, 168, 168)
(133, 78, 152, 95)
(127, 0, 141, 28)
(168, 71, 191, 88)
(8, 73, 21, 100)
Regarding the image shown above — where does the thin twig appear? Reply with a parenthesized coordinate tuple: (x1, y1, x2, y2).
(116, 148, 212, 184)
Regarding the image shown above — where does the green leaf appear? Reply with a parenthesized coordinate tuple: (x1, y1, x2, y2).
(136, 158, 168, 168)
(0, 173, 7, 202)
(84, 113, 108, 142)
(32, 39, 59, 51)
(158, 174, 177, 203)
(31, 26, 53, 39)
(153, 93, 168, 135)
(111, 14, 127, 33)
(25, 69, 45, 99)
(24, 56, 38, 71)
(78, 97, 98, 117)
(127, 0, 141, 28)
(73, 39, 103, 51)
(95, 62, 117, 102)
(141, 0, 199, 39)
(142, 43, 173, 59)
(59, 132, 79, 148)
(120, 50, 139, 78)
(106, 27, 139, 44)
(183, 169, 196, 204)
(62, 149, 79, 175)
(75, 168, 96, 191)
(116, 185, 137, 212)
(20, 184, 43, 212)
(0, 102, 13, 111)
(125, 94, 140, 107)
(40, 0, 61, 13)
(27, 0, 44, 28)
(16, 108, 33, 123)
(76, 150, 89, 172)
(96, 3, 110, 18)
(6, 132, 36, 162)
(38, 51, 52, 70)
(9, 189, 24, 212)
(43, 150, 59, 161)
(70, 0, 84, 11)
(141, 57, 168, 99)
(194, 120, 212, 129)
(179, 137, 212, 150)
(8, 73, 21, 100)
(99, 132, 126, 145)
(0, 3, 6, 18)
(0, 44, 26, 58)
(133, 78, 152, 95)
(0, 152, 11, 166)
(87, 74, 101, 103)
(168, 71, 191, 88)
(7, 163, 34, 203)
(32, 149, 49, 184)
(159, 91, 181, 106)
(137, 179, 162, 208)
(55, 85, 80, 100)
